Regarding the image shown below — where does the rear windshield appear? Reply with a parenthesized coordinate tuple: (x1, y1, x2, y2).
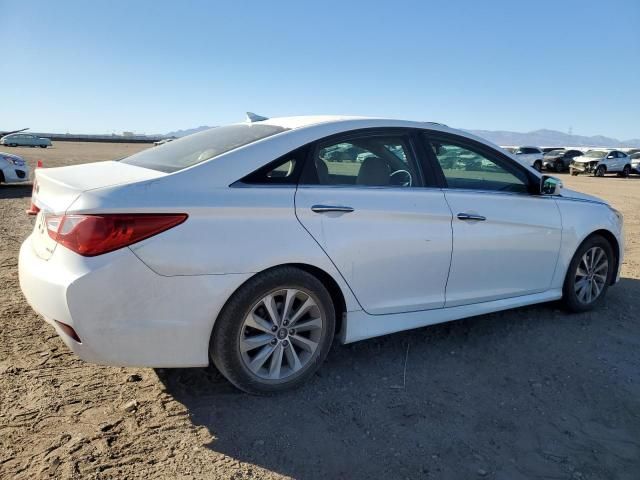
(121, 123, 288, 173)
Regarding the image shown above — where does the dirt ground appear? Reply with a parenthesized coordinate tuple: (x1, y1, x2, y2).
(1, 142, 639, 480)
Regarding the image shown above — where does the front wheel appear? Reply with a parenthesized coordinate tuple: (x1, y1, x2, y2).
(533, 160, 542, 172)
(39, 145, 47, 149)
(210, 267, 335, 395)
(562, 235, 613, 312)
(554, 160, 564, 172)
(594, 165, 606, 177)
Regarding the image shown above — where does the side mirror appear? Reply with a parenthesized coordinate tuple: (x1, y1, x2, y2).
(541, 175, 563, 195)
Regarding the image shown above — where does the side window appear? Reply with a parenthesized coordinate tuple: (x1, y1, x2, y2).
(303, 134, 420, 187)
(240, 147, 306, 185)
(428, 138, 529, 193)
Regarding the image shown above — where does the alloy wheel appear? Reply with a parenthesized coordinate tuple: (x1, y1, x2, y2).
(239, 288, 324, 380)
(574, 246, 608, 304)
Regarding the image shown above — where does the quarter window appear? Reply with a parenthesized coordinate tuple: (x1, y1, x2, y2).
(303, 134, 419, 187)
(428, 140, 529, 193)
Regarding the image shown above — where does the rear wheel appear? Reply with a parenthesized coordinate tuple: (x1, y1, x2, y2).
(210, 267, 335, 395)
(562, 235, 613, 312)
(39, 145, 47, 149)
(595, 165, 606, 177)
(622, 165, 631, 177)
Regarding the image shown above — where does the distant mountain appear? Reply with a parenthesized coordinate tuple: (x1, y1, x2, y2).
(468, 128, 640, 148)
(164, 126, 213, 138)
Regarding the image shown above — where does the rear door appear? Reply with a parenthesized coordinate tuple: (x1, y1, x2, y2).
(295, 129, 453, 315)
(423, 132, 562, 307)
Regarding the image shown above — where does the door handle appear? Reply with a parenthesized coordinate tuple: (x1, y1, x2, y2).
(311, 205, 355, 213)
(457, 213, 486, 221)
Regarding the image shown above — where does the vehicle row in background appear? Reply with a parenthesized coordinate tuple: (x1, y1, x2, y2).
(0, 133, 52, 148)
(503, 144, 639, 177)
(0, 152, 30, 184)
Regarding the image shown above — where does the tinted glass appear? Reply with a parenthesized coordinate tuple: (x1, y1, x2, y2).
(304, 135, 419, 187)
(121, 124, 287, 173)
(430, 140, 528, 193)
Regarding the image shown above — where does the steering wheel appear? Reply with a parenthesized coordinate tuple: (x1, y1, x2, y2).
(390, 169, 412, 187)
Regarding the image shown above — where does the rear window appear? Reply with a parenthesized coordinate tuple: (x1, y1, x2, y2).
(121, 123, 288, 173)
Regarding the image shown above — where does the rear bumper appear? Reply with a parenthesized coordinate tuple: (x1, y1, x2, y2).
(19, 235, 251, 367)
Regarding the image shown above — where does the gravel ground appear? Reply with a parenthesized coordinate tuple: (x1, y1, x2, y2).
(1, 142, 639, 479)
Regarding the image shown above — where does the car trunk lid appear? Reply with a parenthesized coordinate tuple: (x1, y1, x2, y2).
(30, 161, 165, 260)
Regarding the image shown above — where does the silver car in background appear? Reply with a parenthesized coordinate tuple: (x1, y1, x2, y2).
(0, 152, 30, 183)
(0, 133, 52, 148)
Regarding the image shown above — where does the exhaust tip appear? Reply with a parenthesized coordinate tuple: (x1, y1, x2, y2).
(54, 320, 82, 343)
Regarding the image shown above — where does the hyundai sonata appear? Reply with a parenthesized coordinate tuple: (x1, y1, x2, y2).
(19, 115, 623, 394)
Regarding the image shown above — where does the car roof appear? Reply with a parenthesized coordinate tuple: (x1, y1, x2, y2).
(259, 115, 449, 131)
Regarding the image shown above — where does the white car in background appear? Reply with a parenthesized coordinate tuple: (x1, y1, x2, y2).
(19, 115, 623, 394)
(512, 146, 544, 171)
(0, 133, 52, 148)
(570, 149, 632, 177)
(502, 147, 544, 172)
(0, 152, 30, 183)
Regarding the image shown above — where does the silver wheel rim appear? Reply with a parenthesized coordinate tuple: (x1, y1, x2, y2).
(574, 246, 608, 304)
(239, 288, 324, 381)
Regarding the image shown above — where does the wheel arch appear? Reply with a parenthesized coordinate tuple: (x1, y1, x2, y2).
(590, 229, 620, 285)
(210, 262, 348, 344)
(573, 229, 620, 286)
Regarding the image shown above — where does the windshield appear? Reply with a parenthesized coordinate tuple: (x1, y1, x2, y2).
(544, 149, 564, 156)
(584, 150, 606, 158)
(121, 123, 288, 173)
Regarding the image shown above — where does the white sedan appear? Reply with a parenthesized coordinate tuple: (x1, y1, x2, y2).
(19, 115, 624, 394)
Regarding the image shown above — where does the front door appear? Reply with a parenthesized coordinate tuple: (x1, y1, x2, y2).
(424, 134, 563, 307)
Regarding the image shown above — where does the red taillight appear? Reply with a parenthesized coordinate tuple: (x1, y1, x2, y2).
(45, 213, 187, 256)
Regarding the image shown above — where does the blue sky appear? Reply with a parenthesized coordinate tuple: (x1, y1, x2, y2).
(1, 0, 639, 138)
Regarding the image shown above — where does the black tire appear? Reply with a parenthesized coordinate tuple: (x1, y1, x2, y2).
(555, 160, 564, 172)
(562, 234, 614, 313)
(39, 145, 47, 149)
(595, 165, 606, 177)
(533, 160, 542, 172)
(210, 267, 335, 395)
(622, 165, 631, 177)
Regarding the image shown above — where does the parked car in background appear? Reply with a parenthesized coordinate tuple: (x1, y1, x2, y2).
(542, 147, 565, 153)
(512, 146, 544, 171)
(19, 115, 623, 394)
(153, 138, 174, 146)
(630, 152, 640, 174)
(0, 152, 30, 183)
(0, 133, 52, 148)
(570, 149, 631, 177)
(542, 149, 584, 172)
